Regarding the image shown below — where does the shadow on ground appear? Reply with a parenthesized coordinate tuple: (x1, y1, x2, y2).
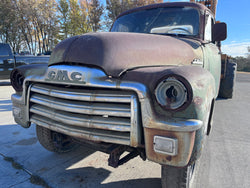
(0, 99, 12, 112)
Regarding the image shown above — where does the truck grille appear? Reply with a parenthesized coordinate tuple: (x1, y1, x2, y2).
(28, 83, 141, 146)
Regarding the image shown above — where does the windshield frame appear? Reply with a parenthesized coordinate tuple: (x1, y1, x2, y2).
(110, 3, 206, 40)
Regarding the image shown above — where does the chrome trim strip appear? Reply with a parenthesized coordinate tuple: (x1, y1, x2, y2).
(130, 95, 141, 146)
(31, 115, 130, 145)
(24, 65, 148, 99)
(30, 105, 131, 131)
(144, 118, 203, 132)
(31, 84, 133, 103)
(30, 93, 131, 117)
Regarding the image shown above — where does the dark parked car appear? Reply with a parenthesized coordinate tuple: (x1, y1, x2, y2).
(0, 43, 49, 79)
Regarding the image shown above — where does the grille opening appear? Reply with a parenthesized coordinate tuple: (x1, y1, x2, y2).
(28, 83, 141, 146)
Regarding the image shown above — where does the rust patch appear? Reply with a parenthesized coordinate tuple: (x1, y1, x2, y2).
(196, 80, 205, 88)
(166, 156, 172, 161)
(193, 96, 203, 106)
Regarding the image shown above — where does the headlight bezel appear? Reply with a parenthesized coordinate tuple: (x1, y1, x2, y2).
(154, 74, 193, 111)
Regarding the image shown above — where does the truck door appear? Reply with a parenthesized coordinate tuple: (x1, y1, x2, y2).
(0, 44, 15, 79)
(202, 13, 221, 95)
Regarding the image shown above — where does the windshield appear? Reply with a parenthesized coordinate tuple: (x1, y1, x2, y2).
(111, 7, 200, 37)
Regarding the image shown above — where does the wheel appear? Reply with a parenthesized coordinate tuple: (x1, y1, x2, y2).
(219, 61, 237, 99)
(161, 162, 196, 188)
(36, 125, 79, 153)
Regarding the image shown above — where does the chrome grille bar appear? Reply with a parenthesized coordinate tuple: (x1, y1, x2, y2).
(31, 84, 132, 103)
(30, 93, 131, 117)
(28, 83, 140, 146)
(30, 104, 131, 131)
(31, 114, 130, 145)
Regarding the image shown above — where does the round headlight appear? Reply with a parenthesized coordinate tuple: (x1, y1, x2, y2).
(10, 69, 25, 92)
(155, 76, 192, 111)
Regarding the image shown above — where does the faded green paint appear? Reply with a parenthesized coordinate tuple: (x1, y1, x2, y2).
(202, 43, 221, 96)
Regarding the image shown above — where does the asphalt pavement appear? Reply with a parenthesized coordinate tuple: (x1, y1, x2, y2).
(0, 73, 249, 188)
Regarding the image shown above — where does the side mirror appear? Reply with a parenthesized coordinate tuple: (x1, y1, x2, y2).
(212, 22, 227, 42)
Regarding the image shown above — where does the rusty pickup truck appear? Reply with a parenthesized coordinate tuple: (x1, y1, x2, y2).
(10, 2, 236, 188)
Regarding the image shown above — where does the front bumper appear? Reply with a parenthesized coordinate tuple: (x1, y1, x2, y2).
(143, 121, 201, 167)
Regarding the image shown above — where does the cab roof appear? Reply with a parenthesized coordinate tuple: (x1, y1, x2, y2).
(117, 2, 212, 19)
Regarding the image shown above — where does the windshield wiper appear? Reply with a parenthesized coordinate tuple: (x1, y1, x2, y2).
(150, 33, 198, 40)
(150, 32, 185, 36)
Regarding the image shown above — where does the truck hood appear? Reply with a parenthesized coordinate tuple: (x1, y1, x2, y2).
(49, 32, 201, 77)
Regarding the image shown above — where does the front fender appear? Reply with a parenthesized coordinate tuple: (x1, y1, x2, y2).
(123, 66, 217, 166)
(11, 64, 48, 128)
(123, 65, 216, 122)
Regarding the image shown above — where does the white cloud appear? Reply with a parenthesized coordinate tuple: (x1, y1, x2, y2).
(221, 41, 250, 57)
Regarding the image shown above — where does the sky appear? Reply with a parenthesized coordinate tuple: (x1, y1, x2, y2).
(101, 0, 250, 57)
(216, 0, 250, 57)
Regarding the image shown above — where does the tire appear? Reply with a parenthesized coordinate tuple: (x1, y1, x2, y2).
(219, 61, 237, 99)
(161, 162, 196, 188)
(36, 125, 79, 153)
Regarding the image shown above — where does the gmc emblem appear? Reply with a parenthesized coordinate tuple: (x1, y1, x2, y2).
(47, 70, 85, 82)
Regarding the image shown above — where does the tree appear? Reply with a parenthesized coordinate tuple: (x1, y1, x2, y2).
(90, 0, 104, 31)
(36, 0, 59, 53)
(78, 0, 92, 33)
(247, 46, 250, 59)
(68, 0, 87, 36)
(84, 0, 104, 32)
(14, 0, 35, 54)
(58, 0, 103, 39)
(0, 0, 24, 53)
(4, 0, 59, 54)
(1, 0, 165, 53)
(231, 47, 250, 72)
(58, 0, 70, 40)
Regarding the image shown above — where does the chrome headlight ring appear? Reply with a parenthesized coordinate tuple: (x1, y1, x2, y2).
(154, 75, 192, 111)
